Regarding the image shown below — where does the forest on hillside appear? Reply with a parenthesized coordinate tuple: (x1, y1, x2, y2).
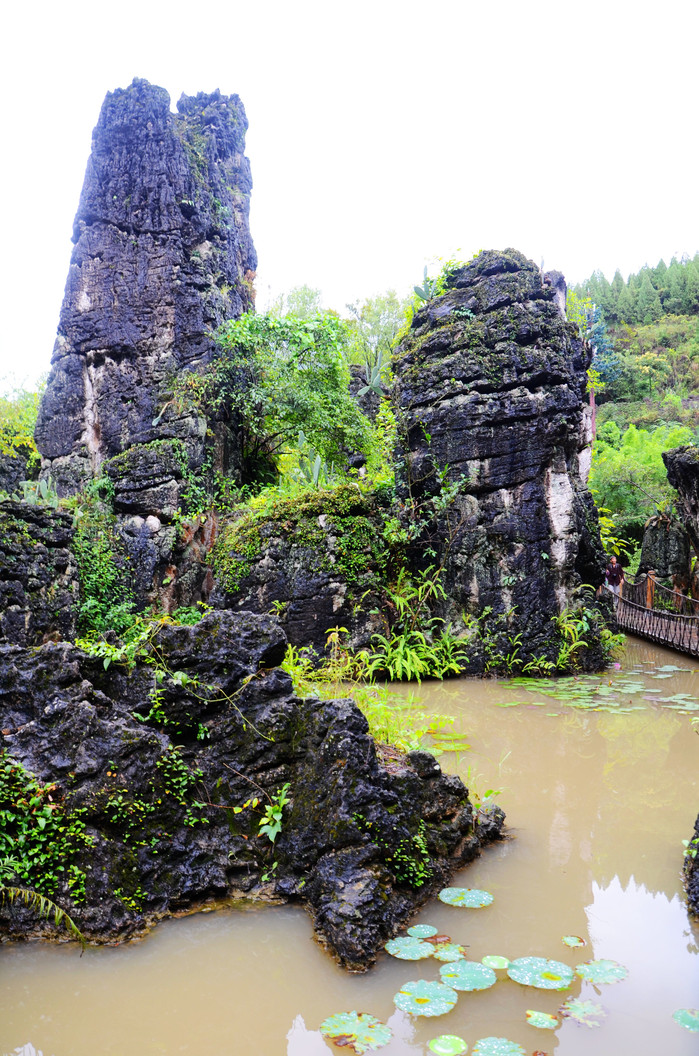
(571, 255, 699, 565)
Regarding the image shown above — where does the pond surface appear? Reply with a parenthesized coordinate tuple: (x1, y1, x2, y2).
(2, 637, 698, 1056)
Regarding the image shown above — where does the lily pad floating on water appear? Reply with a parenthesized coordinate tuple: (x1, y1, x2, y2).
(440, 960, 497, 991)
(319, 1011, 392, 1054)
(384, 936, 435, 960)
(428, 1036, 468, 1055)
(525, 1010, 559, 1029)
(438, 887, 494, 908)
(407, 924, 439, 938)
(673, 1008, 699, 1032)
(393, 979, 459, 1017)
(482, 954, 510, 970)
(575, 958, 628, 985)
(561, 935, 586, 948)
(432, 942, 468, 962)
(472, 1038, 525, 1056)
(559, 997, 605, 1027)
(507, 957, 574, 990)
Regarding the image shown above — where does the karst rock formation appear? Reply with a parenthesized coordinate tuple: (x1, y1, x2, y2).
(35, 78, 256, 606)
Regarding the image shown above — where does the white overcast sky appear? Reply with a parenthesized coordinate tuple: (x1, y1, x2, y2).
(1, 0, 697, 388)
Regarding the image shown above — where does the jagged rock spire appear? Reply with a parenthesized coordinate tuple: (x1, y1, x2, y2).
(36, 78, 256, 493)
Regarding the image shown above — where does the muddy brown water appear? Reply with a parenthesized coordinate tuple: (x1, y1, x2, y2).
(2, 637, 698, 1056)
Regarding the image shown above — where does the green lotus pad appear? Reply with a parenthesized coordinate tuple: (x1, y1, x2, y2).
(428, 1035, 468, 1055)
(432, 942, 467, 962)
(393, 979, 459, 1017)
(438, 887, 494, 908)
(407, 924, 439, 938)
(384, 936, 434, 960)
(525, 1009, 559, 1029)
(559, 997, 606, 1027)
(575, 958, 628, 985)
(472, 1038, 525, 1055)
(507, 956, 574, 990)
(440, 960, 497, 991)
(561, 935, 586, 948)
(481, 955, 510, 970)
(673, 1008, 699, 1032)
(319, 1011, 392, 1053)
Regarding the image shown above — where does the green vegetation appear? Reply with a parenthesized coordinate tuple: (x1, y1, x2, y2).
(0, 751, 92, 902)
(69, 477, 137, 635)
(0, 857, 85, 945)
(0, 378, 43, 470)
(570, 255, 699, 562)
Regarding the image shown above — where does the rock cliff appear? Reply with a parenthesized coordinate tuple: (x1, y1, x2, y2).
(663, 446, 699, 558)
(216, 251, 606, 668)
(0, 610, 501, 968)
(0, 501, 78, 646)
(392, 250, 604, 664)
(35, 79, 256, 606)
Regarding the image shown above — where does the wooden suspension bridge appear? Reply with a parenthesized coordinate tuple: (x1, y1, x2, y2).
(611, 573, 699, 658)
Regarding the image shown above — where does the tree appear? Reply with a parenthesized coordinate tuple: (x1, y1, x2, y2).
(345, 290, 411, 368)
(636, 272, 663, 325)
(212, 311, 373, 474)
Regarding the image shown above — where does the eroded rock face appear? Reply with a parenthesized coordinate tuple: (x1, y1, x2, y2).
(0, 610, 501, 968)
(686, 814, 699, 916)
(35, 79, 256, 606)
(211, 485, 388, 655)
(663, 446, 699, 558)
(0, 501, 78, 645)
(393, 249, 605, 664)
(638, 515, 691, 586)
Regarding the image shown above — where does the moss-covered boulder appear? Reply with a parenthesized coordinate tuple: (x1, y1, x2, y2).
(211, 484, 389, 654)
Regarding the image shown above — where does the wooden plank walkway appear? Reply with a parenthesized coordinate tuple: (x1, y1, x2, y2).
(610, 574, 699, 659)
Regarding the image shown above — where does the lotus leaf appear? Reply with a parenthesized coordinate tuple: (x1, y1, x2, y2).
(393, 979, 459, 1017)
(482, 955, 510, 970)
(432, 942, 467, 962)
(407, 924, 439, 938)
(384, 936, 434, 960)
(561, 935, 586, 948)
(672, 1008, 699, 1032)
(575, 958, 628, 985)
(438, 887, 494, 908)
(559, 997, 605, 1027)
(319, 1011, 392, 1054)
(525, 1010, 558, 1029)
(428, 1035, 468, 1055)
(440, 960, 497, 991)
(507, 957, 574, 990)
(472, 1038, 525, 1055)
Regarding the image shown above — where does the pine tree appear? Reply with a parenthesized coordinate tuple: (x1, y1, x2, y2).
(636, 272, 662, 324)
(616, 282, 637, 324)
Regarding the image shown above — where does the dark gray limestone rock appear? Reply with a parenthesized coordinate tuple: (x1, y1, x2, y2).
(638, 514, 691, 587)
(663, 446, 699, 558)
(0, 500, 78, 645)
(34, 79, 256, 607)
(0, 610, 501, 968)
(0, 450, 36, 495)
(211, 485, 388, 655)
(685, 813, 699, 916)
(392, 249, 605, 667)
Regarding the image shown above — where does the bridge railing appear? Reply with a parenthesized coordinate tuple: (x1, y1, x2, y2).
(611, 572, 699, 658)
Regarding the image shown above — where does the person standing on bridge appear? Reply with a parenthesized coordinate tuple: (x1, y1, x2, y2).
(605, 555, 624, 609)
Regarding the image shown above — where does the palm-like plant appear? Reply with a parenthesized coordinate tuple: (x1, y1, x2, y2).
(0, 856, 85, 948)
